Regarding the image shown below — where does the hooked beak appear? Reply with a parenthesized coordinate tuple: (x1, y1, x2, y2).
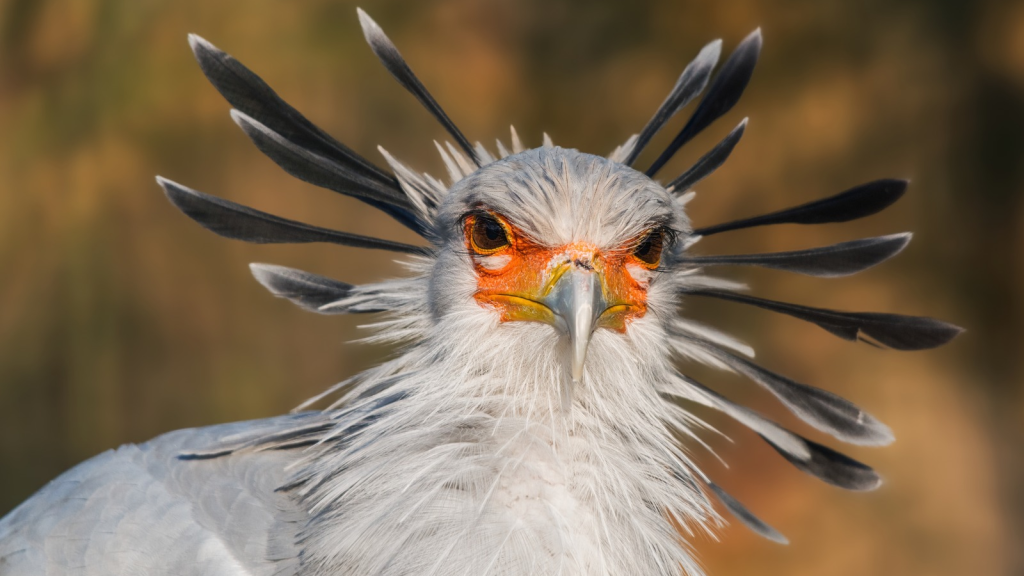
(471, 243, 649, 413)
(542, 268, 606, 385)
(541, 268, 607, 412)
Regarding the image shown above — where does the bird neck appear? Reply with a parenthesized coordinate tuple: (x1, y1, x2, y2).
(288, 320, 713, 575)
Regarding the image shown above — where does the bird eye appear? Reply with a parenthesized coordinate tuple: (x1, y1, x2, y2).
(633, 229, 664, 266)
(469, 214, 510, 253)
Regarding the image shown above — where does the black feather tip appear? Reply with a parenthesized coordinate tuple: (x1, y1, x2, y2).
(707, 482, 789, 544)
(762, 434, 882, 491)
(666, 118, 747, 193)
(249, 264, 357, 313)
(357, 9, 480, 166)
(647, 29, 762, 177)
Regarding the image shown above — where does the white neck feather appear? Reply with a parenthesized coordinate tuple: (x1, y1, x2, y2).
(288, 301, 716, 576)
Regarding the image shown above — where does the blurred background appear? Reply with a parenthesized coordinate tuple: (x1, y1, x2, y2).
(0, 0, 1021, 573)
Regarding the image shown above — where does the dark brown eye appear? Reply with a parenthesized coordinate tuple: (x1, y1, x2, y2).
(469, 214, 510, 253)
(633, 229, 664, 266)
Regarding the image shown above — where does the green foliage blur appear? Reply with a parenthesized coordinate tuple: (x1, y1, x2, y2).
(0, 0, 1021, 574)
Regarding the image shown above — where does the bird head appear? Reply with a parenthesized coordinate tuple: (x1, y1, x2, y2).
(429, 148, 685, 406)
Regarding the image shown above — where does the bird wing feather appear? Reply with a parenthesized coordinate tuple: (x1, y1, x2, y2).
(0, 415, 324, 576)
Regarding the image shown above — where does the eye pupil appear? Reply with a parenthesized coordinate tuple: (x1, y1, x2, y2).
(633, 230, 664, 266)
(484, 221, 502, 241)
(470, 215, 510, 252)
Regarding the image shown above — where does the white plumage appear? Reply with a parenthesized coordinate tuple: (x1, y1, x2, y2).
(0, 8, 961, 576)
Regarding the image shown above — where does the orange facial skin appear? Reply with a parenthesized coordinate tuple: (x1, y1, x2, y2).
(465, 212, 657, 332)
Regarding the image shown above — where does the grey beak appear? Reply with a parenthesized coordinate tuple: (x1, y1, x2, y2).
(542, 268, 607, 410)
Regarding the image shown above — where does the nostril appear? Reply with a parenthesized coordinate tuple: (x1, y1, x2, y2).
(573, 258, 594, 271)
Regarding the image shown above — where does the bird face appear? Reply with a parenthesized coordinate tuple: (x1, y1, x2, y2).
(465, 210, 663, 381)
(434, 147, 685, 395)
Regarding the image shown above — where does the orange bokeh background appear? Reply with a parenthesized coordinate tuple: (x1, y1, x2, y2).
(1, 1, 1021, 574)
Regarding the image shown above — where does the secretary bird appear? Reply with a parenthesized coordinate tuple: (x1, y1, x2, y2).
(0, 9, 961, 576)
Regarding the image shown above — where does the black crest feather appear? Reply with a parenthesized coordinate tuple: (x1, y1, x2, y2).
(647, 29, 762, 177)
(357, 9, 480, 166)
(678, 336, 895, 446)
(681, 233, 911, 278)
(695, 178, 908, 236)
(671, 378, 880, 491)
(624, 39, 722, 166)
(157, 177, 428, 254)
(686, 288, 963, 350)
(249, 264, 359, 314)
(229, 111, 430, 236)
(762, 435, 882, 491)
(666, 118, 747, 192)
(187, 35, 427, 235)
(707, 482, 789, 544)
